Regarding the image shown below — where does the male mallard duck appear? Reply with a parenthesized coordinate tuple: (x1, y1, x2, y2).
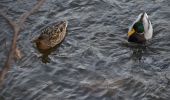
(33, 20, 68, 50)
(128, 12, 153, 43)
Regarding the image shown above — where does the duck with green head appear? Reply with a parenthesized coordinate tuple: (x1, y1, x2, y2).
(128, 12, 153, 43)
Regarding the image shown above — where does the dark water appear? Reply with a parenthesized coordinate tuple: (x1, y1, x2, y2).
(0, 0, 170, 100)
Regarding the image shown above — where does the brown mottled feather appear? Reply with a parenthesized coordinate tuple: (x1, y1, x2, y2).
(34, 21, 68, 50)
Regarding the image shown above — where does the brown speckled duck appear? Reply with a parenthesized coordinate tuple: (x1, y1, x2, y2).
(33, 20, 68, 50)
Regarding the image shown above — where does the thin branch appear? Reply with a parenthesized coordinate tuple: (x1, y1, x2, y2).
(0, 0, 46, 86)
(0, 13, 19, 76)
(19, 0, 45, 26)
(0, 12, 17, 31)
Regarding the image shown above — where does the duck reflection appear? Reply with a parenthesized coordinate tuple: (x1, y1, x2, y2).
(121, 42, 148, 62)
(130, 44, 147, 61)
(127, 42, 160, 62)
(36, 44, 60, 63)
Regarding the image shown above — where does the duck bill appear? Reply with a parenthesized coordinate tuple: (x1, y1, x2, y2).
(128, 28, 135, 37)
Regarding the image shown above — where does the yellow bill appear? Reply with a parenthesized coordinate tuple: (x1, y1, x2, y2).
(128, 28, 135, 37)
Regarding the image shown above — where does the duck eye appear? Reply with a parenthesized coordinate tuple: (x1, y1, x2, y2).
(133, 22, 144, 33)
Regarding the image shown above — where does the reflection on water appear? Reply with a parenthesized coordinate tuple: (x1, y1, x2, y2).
(130, 44, 147, 61)
(0, 0, 170, 100)
(36, 44, 61, 63)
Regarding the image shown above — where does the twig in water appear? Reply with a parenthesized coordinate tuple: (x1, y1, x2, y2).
(0, 0, 46, 86)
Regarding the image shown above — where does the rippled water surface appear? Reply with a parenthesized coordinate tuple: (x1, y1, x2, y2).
(0, 0, 170, 100)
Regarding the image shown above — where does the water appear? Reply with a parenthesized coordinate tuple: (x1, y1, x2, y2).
(0, 0, 170, 100)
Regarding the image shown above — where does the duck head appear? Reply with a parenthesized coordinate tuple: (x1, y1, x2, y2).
(33, 36, 51, 50)
(128, 12, 153, 43)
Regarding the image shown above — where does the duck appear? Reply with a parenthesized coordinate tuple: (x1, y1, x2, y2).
(128, 12, 153, 43)
(33, 20, 68, 50)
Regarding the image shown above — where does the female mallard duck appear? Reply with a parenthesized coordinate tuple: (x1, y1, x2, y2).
(128, 12, 153, 43)
(33, 20, 68, 50)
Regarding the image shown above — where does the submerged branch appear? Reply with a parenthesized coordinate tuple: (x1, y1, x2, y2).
(19, 0, 45, 26)
(0, 0, 46, 86)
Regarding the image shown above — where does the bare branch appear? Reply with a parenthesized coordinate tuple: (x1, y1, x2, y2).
(19, 0, 46, 26)
(0, 0, 46, 86)
(0, 12, 17, 31)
